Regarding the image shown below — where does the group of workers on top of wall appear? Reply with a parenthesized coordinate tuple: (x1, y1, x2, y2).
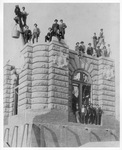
(72, 87, 103, 125)
(13, 5, 111, 59)
(75, 29, 111, 58)
(13, 5, 67, 44)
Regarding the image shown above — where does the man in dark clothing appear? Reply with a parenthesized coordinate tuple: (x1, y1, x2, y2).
(45, 27, 52, 42)
(14, 5, 21, 17)
(98, 106, 103, 125)
(72, 92, 78, 114)
(79, 41, 85, 57)
(52, 19, 59, 37)
(59, 19, 67, 39)
(24, 26, 32, 44)
(85, 105, 90, 124)
(87, 43, 93, 56)
(90, 104, 96, 124)
(96, 46, 102, 57)
(93, 33, 98, 50)
(14, 5, 22, 25)
(92, 105, 96, 124)
(75, 103, 80, 123)
(95, 104, 103, 125)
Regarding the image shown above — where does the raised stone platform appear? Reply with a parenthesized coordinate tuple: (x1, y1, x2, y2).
(3, 37, 118, 147)
(4, 110, 119, 147)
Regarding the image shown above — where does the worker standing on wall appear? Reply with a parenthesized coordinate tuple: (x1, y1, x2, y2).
(59, 19, 67, 39)
(32, 23, 40, 43)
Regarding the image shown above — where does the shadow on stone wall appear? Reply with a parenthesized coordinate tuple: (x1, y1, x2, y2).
(32, 124, 59, 147)
(65, 127, 82, 146)
(42, 125, 59, 147)
(90, 131, 101, 141)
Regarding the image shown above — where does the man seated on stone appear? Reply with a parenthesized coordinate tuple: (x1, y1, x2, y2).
(21, 6, 29, 26)
(24, 25, 32, 44)
(32, 23, 40, 43)
(87, 43, 93, 56)
(102, 45, 107, 57)
(59, 19, 67, 39)
(92, 49, 97, 57)
(45, 27, 53, 42)
(96, 46, 102, 57)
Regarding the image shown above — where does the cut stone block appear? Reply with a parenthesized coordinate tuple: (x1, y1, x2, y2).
(32, 92, 48, 98)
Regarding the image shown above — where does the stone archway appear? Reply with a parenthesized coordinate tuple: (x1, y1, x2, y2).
(68, 51, 98, 122)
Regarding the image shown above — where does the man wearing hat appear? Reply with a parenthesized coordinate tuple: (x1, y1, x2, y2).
(51, 19, 59, 37)
(14, 5, 21, 25)
(32, 23, 40, 43)
(98, 28, 104, 47)
(59, 19, 67, 39)
(79, 41, 86, 57)
(45, 27, 53, 42)
(87, 43, 93, 56)
(14, 5, 21, 17)
(24, 26, 32, 44)
(21, 7, 29, 26)
(95, 104, 103, 125)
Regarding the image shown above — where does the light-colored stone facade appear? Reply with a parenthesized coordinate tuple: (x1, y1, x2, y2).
(3, 38, 118, 147)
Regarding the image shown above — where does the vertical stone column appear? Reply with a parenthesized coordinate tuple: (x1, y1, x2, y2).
(31, 44, 49, 109)
(18, 44, 33, 113)
(98, 57, 116, 127)
(48, 38, 69, 111)
(3, 63, 11, 117)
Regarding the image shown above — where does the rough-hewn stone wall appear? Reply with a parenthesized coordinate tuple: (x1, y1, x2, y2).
(48, 38, 69, 110)
(98, 57, 115, 116)
(4, 63, 12, 117)
(4, 39, 116, 126)
(18, 45, 33, 112)
(31, 44, 49, 109)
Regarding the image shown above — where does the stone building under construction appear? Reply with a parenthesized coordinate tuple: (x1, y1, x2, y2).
(3, 37, 119, 147)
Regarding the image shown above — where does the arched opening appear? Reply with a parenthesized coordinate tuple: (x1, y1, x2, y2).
(71, 69, 94, 124)
(70, 69, 102, 125)
(72, 69, 92, 107)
